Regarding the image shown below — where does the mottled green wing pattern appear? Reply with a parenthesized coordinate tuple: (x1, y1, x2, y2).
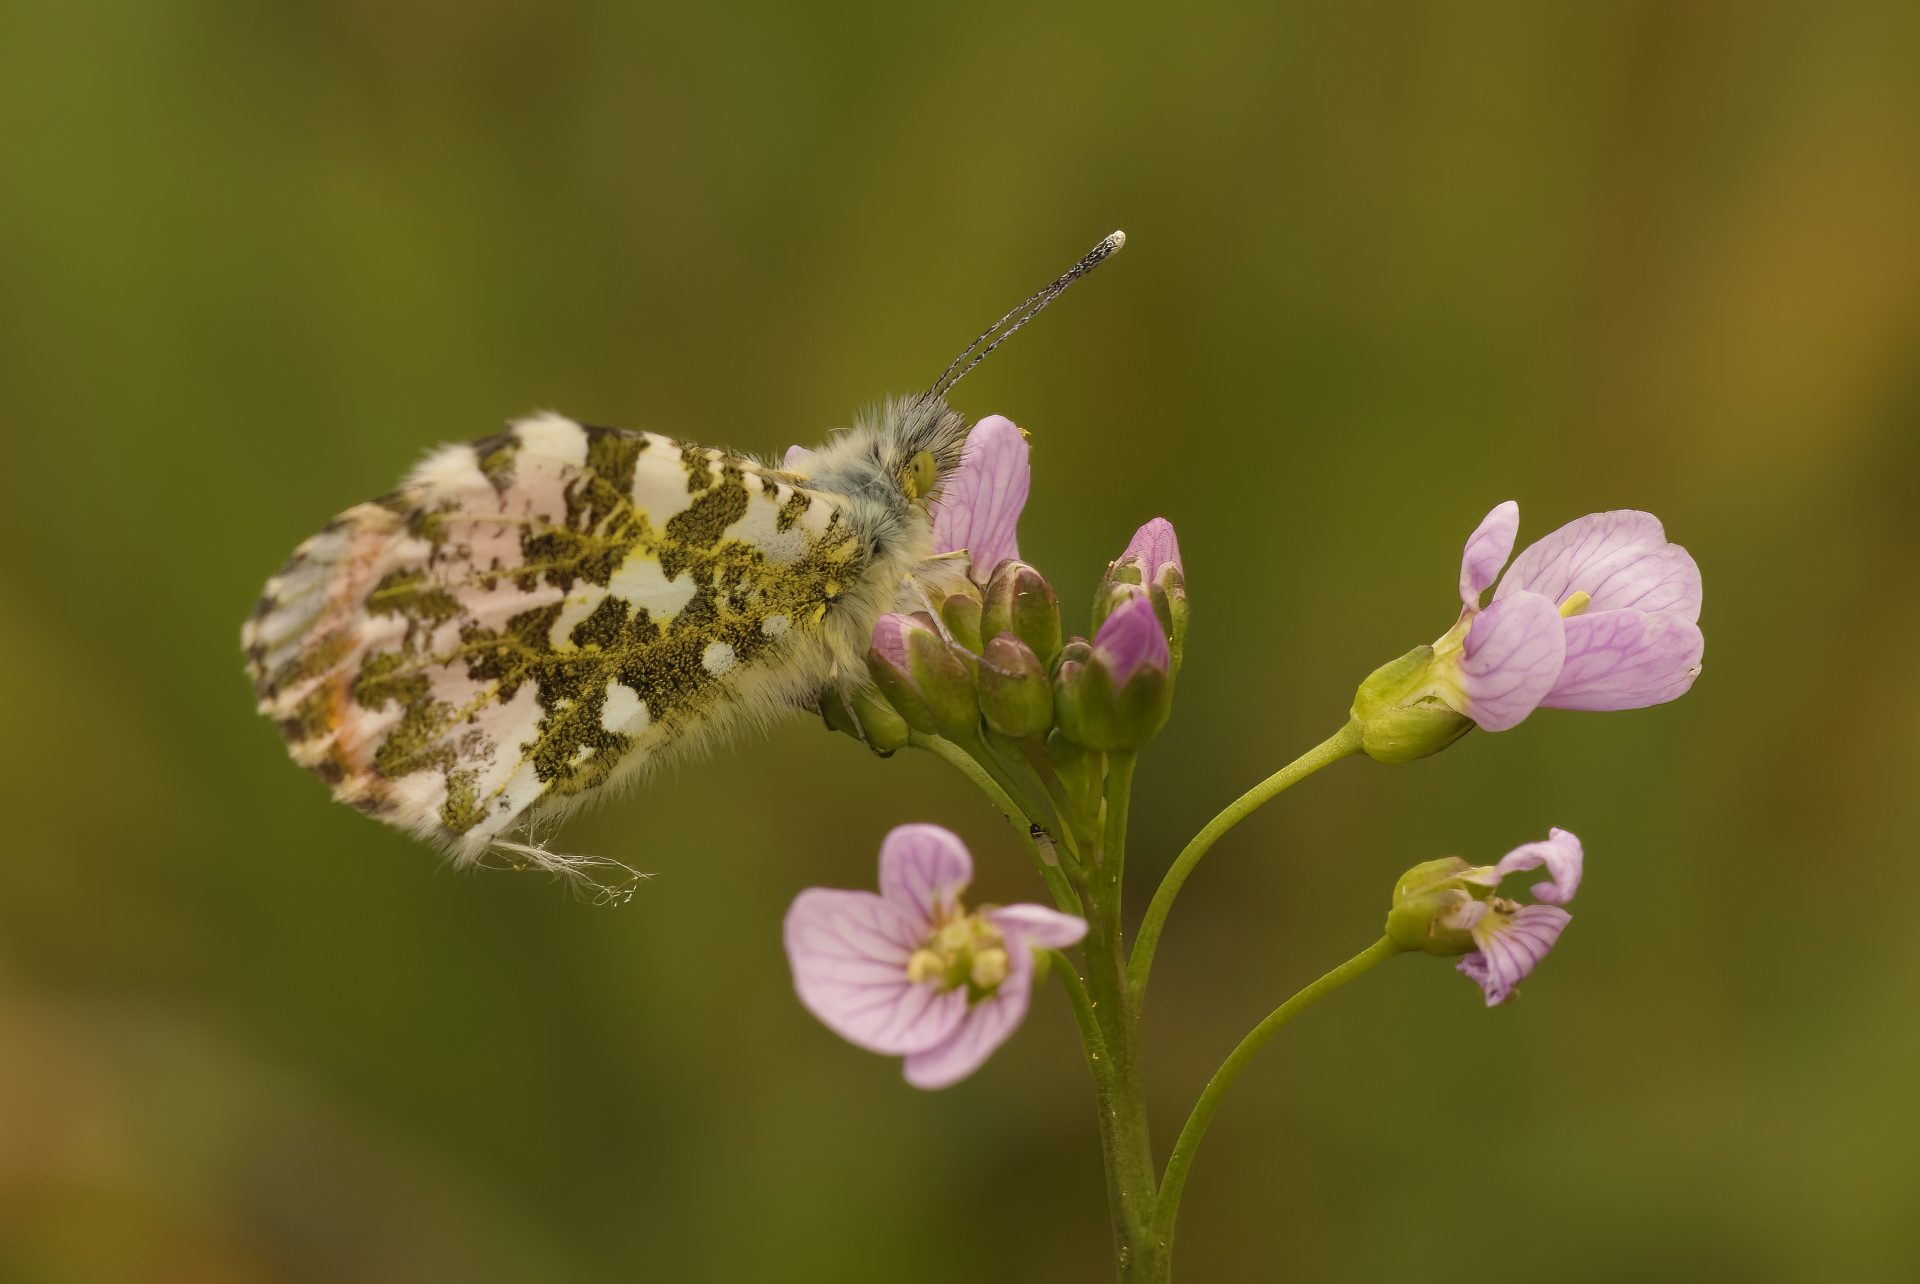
(244, 413, 868, 858)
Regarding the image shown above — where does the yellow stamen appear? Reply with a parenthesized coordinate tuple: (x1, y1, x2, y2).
(1559, 590, 1592, 618)
(907, 949, 945, 985)
(970, 948, 1009, 989)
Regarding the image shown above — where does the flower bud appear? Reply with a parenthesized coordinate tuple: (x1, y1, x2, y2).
(939, 583, 984, 655)
(981, 560, 1062, 671)
(978, 633, 1053, 738)
(1055, 634, 1092, 672)
(1349, 646, 1473, 764)
(818, 683, 912, 755)
(1383, 857, 1483, 955)
(867, 612, 977, 739)
(1054, 595, 1172, 751)
(1099, 519, 1187, 673)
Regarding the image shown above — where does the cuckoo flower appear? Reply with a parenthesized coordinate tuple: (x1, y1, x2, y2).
(1055, 593, 1173, 751)
(785, 825, 1086, 1090)
(866, 612, 976, 740)
(1428, 503, 1704, 732)
(930, 415, 1030, 584)
(1101, 517, 1187, 668)
(1385, 828, 1583, 1006)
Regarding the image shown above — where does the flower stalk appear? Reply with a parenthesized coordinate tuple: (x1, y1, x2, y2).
(1128, 720, 1364, 1003)
(1152, 938, 1400, 1246)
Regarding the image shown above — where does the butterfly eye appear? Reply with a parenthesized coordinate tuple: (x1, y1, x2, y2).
(905, 450, 938, 502)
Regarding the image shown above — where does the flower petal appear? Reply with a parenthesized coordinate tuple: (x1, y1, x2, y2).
(1493, 827, 1584, 905)
(902, 943, 1035, 1090)
(1544, 609, 1704, 711)
(783, 444, 815, 471)
(869, 612, 916, 673)
(1434, 590, 1565, 732)
(1458, 904, 1571, 1005)
(1117, 517, 1183, 582)
(1091, 592, 1169, 685)
(785, 889, 966, 1054)
(1496, 510, 1701, 622)
(1459, 501, 1519, 608)
(987, 903, 1089, 950)
(877, 824, 973, 922)
(929, 415, 1029, 582)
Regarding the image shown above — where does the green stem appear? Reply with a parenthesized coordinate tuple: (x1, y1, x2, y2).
(971, 731, 1088, 873)
(1051, 950, 1102, 1061)
(1076, 753, 1169, 1282)
(1128, 720, 1363, 1003)
(1010, 733, 1099, 851)
(1153, 937, 1398, 1245)
(910, 732, 1082, 916)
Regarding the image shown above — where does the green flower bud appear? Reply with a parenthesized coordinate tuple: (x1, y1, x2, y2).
(818, 685, 910, 756)
(977, 633, 1053, 739)
(1350, 646, 1473, 763)
(908, 628, 980, 742)
(1383, 856, 1483, 955)
(851, 687, 911, 754)
(867, 613, 940, 734)
(939, 584, 984, 655)
(981, 561, 1062, 671)
(1150, 564, 1188, 676)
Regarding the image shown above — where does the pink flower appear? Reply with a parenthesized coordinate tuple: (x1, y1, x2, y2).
(1090, 591, 1170, 687)
(1111, 516, 1182, 589)
(929, 415, 1030, 584)
(1430, 504, 1704, 732)
(784, 824, 1085, 1089)
(1450, 828, 1583, 1005)
(1386, 828, 1584, 1006)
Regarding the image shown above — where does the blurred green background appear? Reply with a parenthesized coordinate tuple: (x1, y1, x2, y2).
(3, 2, 1917, 1281)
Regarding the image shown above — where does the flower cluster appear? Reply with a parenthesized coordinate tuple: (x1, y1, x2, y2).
(823, 417, 1185, 766)
(789, 412, 1704, 1096)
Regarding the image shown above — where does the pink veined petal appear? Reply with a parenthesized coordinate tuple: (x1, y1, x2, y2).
(1493, 827, 1584, 905)
(1496, 510, 1702, 623)
(1459, 501, 1519, 608)
(783, 444, 815, 471)
(929, 415, 1029, 582)
(1118, 517, 1183, 581)
(1459, 904, 1571, 1006)
(1436, 896, 1489, 934)
(1091, 593, 1169, 684)
(869, 612, 918, 673)
(877, 824, 973, 922)
(784, 889, 967, 1055)
(1544, 609, 1704, 712)
(987, 903, 1089, 951)
(1435, 590, 1566, 732)
(902, 943, 1036, 1090)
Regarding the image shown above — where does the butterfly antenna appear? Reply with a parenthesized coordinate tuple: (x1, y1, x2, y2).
(927, 230, 1126, 398)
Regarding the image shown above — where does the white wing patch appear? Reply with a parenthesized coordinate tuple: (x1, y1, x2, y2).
(244, 414, 870, 860)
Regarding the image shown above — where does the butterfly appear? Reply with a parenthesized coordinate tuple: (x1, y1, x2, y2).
(242, 232, 1124, 873)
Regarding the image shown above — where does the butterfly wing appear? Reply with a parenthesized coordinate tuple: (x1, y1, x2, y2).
(244, 413, 869, 859)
